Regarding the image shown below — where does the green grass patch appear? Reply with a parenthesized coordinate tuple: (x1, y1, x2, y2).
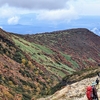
(62, 53, 79, 68)
(12, 36, 75, 78)
(32, 43, 54, 54)
(88, 58, 95, 62)
(13, 36, 54, 55)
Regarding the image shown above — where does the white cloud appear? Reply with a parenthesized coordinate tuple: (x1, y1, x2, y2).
(0, 26, 3, 29)
(0, 0, 100, 25)
(0, 0, 100, 17)
(0, 4, 31, 18)
(70, 0, 100, 16)
(0, 0, 69, 10)
(0, 0, 78, 23)
(91, 27, 100, 35)
(0, 4, 15, 18)
(36, 5, 78, 22)
(8, 16, 20, 25)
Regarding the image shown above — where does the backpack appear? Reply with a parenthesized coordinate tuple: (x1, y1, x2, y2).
(86, 86, 94, 99)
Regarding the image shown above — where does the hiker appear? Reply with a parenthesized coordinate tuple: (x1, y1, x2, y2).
(96, 78, 99, 89)
(91, 82, 99, 100)
(98, 64, 100, 66)
(86, 82, 99, 100)
(96, 78, 99, 85)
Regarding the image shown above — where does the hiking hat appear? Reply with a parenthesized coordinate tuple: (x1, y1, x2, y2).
(91, 82, 97, 86)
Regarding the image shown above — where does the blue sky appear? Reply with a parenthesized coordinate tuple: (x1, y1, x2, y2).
(0, 0, 100, 35)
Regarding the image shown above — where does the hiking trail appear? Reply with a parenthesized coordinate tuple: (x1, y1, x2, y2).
(37, 76, 100, 100)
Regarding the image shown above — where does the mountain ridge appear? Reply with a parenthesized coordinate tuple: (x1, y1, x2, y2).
(19, 28, 100, 69)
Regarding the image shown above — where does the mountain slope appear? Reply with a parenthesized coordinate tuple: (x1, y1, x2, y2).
(19, 28, 100, 70)
(0, 28, 59, 100)
(0, 28, 100, 99)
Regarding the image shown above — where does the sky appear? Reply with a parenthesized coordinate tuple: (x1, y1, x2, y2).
(0, 0, 100, 35)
